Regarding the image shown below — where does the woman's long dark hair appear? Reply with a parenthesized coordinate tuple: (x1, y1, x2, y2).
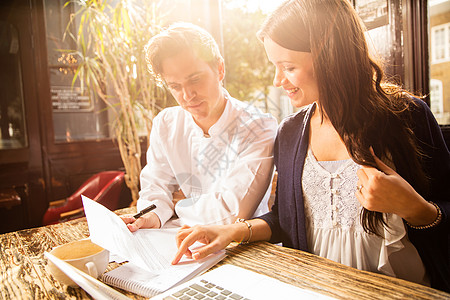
(258, 0, 428, 236)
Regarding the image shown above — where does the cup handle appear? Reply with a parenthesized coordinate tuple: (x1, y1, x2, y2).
(85, 261, 98, 278)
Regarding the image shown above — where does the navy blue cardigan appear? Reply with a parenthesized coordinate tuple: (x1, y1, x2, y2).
(259, 100, 450, 292)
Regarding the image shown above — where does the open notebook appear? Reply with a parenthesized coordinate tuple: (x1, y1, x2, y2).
(78, 195, 225, 297)
(101, 252, 225, 298)
(153, 264, 336, 300)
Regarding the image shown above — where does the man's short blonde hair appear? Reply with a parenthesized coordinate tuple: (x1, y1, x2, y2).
(145, 22, 223, 86)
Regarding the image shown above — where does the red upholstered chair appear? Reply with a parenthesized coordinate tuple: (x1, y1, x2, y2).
(42, 171, 125, 225)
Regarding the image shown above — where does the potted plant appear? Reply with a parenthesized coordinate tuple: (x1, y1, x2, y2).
(65, 0, 170, 205)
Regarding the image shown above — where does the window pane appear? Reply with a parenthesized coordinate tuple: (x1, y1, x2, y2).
(430, 0, 450, 125)
(44, 0, 111, 142)
(430, 79, 443, 114)
(0, 22, 28, 149)
(435, 28, 445, 60)
(448, 24, 450, 58)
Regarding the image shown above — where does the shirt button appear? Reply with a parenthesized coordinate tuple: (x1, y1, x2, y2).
(331, 173, 339, 179)
(331, 189, 339, 195)
(332, 220, 338, 226)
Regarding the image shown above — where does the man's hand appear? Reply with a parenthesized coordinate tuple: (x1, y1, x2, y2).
(120, 212, 161, 232)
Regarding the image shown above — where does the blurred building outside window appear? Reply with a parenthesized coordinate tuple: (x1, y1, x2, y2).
(430, 0, 450, 125)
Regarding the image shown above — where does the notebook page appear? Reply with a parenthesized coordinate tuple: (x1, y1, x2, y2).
(101, 263, 160, 297)
(82, 195, 178, 272)
(101, 250, 226, 298)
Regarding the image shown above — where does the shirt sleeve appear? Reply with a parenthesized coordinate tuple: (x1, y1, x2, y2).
(174, 116, 278, 226)
(137, 114, 178, 226)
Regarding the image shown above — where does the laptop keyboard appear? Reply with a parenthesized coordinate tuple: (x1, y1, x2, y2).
(163, 279, 250, 300)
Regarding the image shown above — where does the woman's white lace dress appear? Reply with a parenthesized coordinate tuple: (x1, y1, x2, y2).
(302, 148, 428, 285)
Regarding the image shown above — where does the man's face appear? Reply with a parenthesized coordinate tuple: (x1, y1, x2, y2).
(162, 50, 226, 129)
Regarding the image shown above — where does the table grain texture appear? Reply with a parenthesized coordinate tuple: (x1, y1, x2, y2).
(1, 207, 449, 299)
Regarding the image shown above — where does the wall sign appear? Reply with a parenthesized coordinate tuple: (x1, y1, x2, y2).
(51, 86, 93, 112)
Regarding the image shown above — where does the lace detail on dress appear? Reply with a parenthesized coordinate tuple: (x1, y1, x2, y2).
(302, 148, 363, 231)
(301, 148, 428, 284)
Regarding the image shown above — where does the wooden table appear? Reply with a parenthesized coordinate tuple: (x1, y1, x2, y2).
(1, 207, 449, 299)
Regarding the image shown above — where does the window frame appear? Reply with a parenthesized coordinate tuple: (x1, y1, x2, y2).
(431, 22, 450, 64)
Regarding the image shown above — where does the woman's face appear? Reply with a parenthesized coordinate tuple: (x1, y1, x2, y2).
(264, 37, 319, 108)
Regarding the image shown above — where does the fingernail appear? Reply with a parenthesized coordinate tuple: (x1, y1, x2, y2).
(193, 252, 200, 260)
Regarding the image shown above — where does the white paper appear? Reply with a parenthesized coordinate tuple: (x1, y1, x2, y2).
(82, 195, 179, 272)
(82, 195, 226, 297)
(102, 251, 226, 296)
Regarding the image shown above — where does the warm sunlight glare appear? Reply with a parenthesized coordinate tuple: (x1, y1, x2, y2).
(224, 0, 284, 14)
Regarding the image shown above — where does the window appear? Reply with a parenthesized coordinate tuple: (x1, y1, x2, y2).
(430, 1, 450, 125)
(431, 23, 450, 63)
(0, 22, 27, 150)
(44, 0, 111, 142)
(430, 79, 444, 115)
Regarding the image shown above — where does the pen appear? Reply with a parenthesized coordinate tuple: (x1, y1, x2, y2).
(133, 204, 157, 219)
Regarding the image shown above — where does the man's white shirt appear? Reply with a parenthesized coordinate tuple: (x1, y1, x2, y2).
(138, 90, 278, 226)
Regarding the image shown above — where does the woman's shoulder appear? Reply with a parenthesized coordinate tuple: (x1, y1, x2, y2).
(408, 96, 429, 112)
(278, 104, 313, 131)
(275, 104, 314, 146)
(404, 96, 437, 128)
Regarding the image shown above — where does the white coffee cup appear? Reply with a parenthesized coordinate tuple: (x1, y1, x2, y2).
(47, 238, 109, 287)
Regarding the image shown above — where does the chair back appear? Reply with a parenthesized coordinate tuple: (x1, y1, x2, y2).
(42, 171, 125, 225)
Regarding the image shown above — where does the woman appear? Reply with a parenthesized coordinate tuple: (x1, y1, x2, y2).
(172, 0, 450, 292)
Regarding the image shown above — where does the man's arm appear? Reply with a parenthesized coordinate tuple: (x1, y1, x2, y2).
(136, 114, 179, 227)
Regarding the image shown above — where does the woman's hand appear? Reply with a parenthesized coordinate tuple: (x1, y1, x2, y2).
(356, 149, 437, 226)
(172, 224, 238, 265)
(120, 212, 161, 232)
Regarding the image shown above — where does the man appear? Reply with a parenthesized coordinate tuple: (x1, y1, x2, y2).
(122, 23, 277, 231)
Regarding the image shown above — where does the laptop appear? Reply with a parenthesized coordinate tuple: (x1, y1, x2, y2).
(152, 264, 335, 300)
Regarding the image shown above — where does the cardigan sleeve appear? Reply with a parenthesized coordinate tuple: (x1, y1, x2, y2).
(257, 107, 311, 246)
(406, 98, 450, 292)
(257, 122, 284, 244)
(408, 99, 450, 233)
